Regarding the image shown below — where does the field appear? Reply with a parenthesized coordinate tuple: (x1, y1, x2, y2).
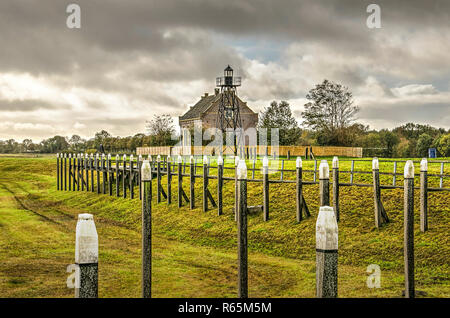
(0, 154, 449, 298)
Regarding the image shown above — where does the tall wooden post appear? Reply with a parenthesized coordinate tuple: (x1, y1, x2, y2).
(177, 155, 183, 208)
(420, 158, 428, 232)
(108, 154, 112, 196)
(77, 154, 81, 192)
(319, 160, 330, 206)
(95, 154, 100, 194)
(129, 155, 134, 199)
(234, 156, 240, 221)
(116, 155, 120, 197)
(372, 158, 382, 228)
(75, 214, 98, 298)
(83, 154, 88, 192)
(81, 154, 85, 191)
(203, 155, 208, 212)
(101, 154, 106, 194)
(296, 157, 303, 222)
(138, 155, 143, 200)
(122, 154, 127, 198)
(316, 206, 338, 298)
(64, 154, 67, 191)
(263, 156, 269, 221)
(157, 155, 161, 203)
(167, 155, 172, 205)
(404, 160, 415, 298)
(237, 160, 248, 298)
(332, 156, 340, 222)
(217, 155, 223, 216)
(141, 160, 152, 298)
(68, 154, 72, 191)
(90, 154, 94, 193)
(57, 153, 61, 190)
(189, 156, 195, 209)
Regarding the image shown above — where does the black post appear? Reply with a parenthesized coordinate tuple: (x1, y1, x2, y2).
(217, 156, 223, 216)
(403, 161, 415, 298)
(69, 154, 72, 191)
(332, 157, 340, 222)
(263, 156, 269, 221)
(203, 156, 208, 212)
(296, 157, 303, 222)
(141, 161, 152, 298)
(319, 160, 330, 206)
(123, 155, 127, 198)
(190, 156, 195, 209)
(130, 155, 134, 199)
(177, 156, 183, 208)
(90, 154, 94, 193)
(236, 160, 248, 298)
(372, 158, 382, 228)
(167, 156, 172, 205)
(420, 158, 428, 232)
(157, 155, 161, 203)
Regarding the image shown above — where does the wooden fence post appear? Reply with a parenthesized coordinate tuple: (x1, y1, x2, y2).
(122, 154, 127, 198)
(263, 156, 269, 221)
(84, 154, 89, 192)
(234, 156, 240, 221)
(116, 155, 120, 197)
(316, 206, 338, 298)
(157, 155, 161, 203)
(420, 158, 428, 232)
(78, 154, 82, 192)
(189, 155, 195, 209)
(313, 159, 318, 182)
(296, 157, 303, 222)
(141, 160, 152, 298)
(319, 160, 330, 206)
(404, 160, 415, 298)
(138, 155, 143, 200)
(372, 158, 382, 228)
(217, 155, 223, 216)
(94, 154, 99, 194)
(57, 153, 61, 190)
(90, 154, 94, 193)
(68, 154, 72, 191)
(203, 155, 208, 212)
(75, 213, 98, 298)
(130, 154, 134, 199)
(167, 155, 172, 205)
(80, 154, 85, 191)
(177, 155, 183, 208)
(332, 156, 340, 222)
(64, 154, 67, 191)
(101, 154, 106, 194)
(108, 154, 112, 196)
(237, 160, 248, 298)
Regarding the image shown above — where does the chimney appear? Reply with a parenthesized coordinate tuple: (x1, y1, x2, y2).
(215, 88, 219, 95)
(203, 92, 209, 98)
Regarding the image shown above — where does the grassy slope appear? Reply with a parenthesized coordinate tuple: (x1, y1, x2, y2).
(0, 155, 448, 298)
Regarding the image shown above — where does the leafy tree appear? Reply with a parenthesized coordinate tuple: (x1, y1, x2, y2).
(302, 79, 359, 145)
(258, 101, 301, 145)
(94, 130, 112, 150)
(435, 133, 450, 157)
(416, 133, 433, 157)
(145, 115, 176, 146)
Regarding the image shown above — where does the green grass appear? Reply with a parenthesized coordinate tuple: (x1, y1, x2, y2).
(0, 155, 449, 298)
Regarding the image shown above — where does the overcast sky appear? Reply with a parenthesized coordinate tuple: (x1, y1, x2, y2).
(0, 0, 449, 142)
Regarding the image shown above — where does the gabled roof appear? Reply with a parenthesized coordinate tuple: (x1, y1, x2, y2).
(179, 94, 219, 121)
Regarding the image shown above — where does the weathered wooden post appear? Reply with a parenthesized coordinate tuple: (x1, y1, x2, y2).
(177, 155, 183, 208)
(75, 213, 98, 298)
(141, 160, 152, 298)
(313, 159, 317, 182)
(115, 155, 120, 197)
(122, 154, 127, 198)
(404, 160, 415, 298)
(80, 154, 85, 191)
(234, 156, 240, 221)
(156, 155, 161, 203)
(90, 154, 94, 193)
(319, 160, 330, 206)
(420, 158, 428, 232)
(101, 154, 106, 194)
(129, 154, 134, 199)
(332, 156, 340, 222)
(68, 154, 72, 191)
(73, 154, 77, 191)
(296, 157, 303, 222)
(287, 150, 290, 160)
(217, 155, 223, 216)
(107, 154, 112, 196)
(316, 206, 338, 298)
(57, 153, 60, 190)
(263, 156, 269, 221)
(95, 154, 100, 194)
(372, 158, 382, 228)
(167, 155, 172, 205)
(203, 155, 209, 212)
(190, 155, 195, 209)
(82, 154, 87, 192)
(138, 155, 143, 200)
(237, 160, 248, 298)
(64, 154, 67, 191)
(78, 154, 82, 191)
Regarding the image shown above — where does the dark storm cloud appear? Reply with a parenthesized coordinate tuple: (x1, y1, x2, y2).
(0, 99, 62, 112)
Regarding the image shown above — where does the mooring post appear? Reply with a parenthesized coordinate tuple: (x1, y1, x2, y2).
(316, 206, 338, 298)
(189, 155, 195, 209)
(57, 153, 60, 190)
(141, 160, 152, 298)
(122, 154, 127, 198)
(372, 158, 382, 228)
(157, 155, 161, 203)
(319, 160, 330, 206)
(332, 156, 340, 222)
(107, 154, 112, 196)
(420, 158, 428, 232)
(263, 156, 269, 221)
(404, 160, 415, 298)
(217, 155, 223, 216)
(203, 155, 208, 212)
(75, 213, 98, 298)
(296, 156, 303, 222)
(130, 154, 134, 199)
(167, 155, 172, 205)
(237, 160, 248, 298)
(68, 154, 72, 191)
(234, 156, 240, 221)
(138, 155, 143, 200)
(90, 154, 94, 193)
(116, 155, 120, 197)
(177, 155, 183, 208)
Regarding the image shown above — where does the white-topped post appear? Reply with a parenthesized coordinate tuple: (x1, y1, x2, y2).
(372, 157, 382, 228)
(420, 158, 428, 232)
(332, 157, 340, 222)
(296, 156, 304, 222)
(75, 213, 98, 298)
(217, 155, 224, 216)
(263, 156, 269, 221)
(404, 160, 415, 298)
(316, 206, 338, 298)
(189, 155, 195, 209)
(234, 156, 240, 221)
(237, 160, 248, 298)
(141, 160, 152, 298)
(319, 160, 330, 206)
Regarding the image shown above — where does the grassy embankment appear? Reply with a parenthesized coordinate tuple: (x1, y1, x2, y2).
(0, 154, 448, 297)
